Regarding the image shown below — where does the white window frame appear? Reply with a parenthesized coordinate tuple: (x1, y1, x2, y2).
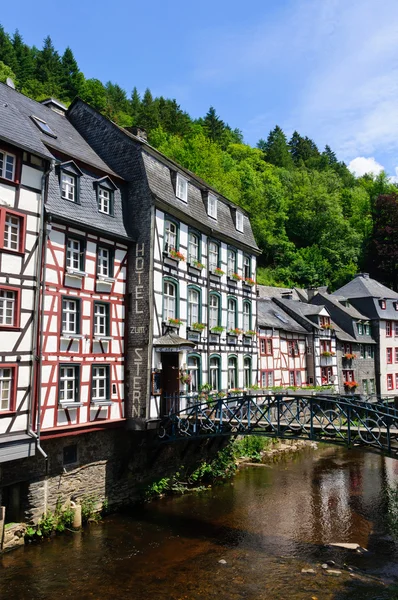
(163, 281, 177, 321)
(243, 302, 251, 332)
(243, 255, 251, 279)
(227, 298, 236, 330)
(98, 187, 112, 214)
(94, 303, 109, 337)
(228, 356, 237, 389)
(176, 174, 188, 202)
(227, 249, 236, 277)
(187, 355, 200, 394)
(66, 239, 83, 272)
(188, 288, 199, 327)
(97, 247, 111, 278)
(0, 290, 15, 326)
(188, 232, 199, 264)
(208, 194, 217, 219)
(236, 212, 244, 233)
(209, 357, 220, 391)
(208, 241, 218, 272)
(4, 214, 20, 251)
(0, 367, 12, 411)
(244, 356, 251, 388)
(164, 220, 177, 253)
(59, 366, 78, 404)
(0, 150, 16, 181)
(62, 298, 79, 334)
(209, 294, 219, 329)
(61, 172, 77, 202)
(92, 365, 109, 402)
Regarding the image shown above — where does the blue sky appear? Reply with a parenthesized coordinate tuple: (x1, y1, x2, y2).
(2, 0, 398, 178)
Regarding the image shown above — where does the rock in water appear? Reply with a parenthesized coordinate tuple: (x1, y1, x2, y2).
(329, 542, 360, 550)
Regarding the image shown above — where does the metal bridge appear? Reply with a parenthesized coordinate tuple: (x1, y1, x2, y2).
(157, 392, 398, 458)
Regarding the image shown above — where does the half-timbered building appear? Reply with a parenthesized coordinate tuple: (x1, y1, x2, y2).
(0, 81, 52, 464)
(68, 101, 260, 423)
(311, 292, 377, 396)
(273, 298, 339, 391)
(257, 298, 309, 388)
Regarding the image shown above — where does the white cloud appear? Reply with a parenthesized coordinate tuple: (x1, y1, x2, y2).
(348, 157, 384, 177)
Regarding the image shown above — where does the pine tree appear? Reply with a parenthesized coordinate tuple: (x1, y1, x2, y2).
(203, 106, 225, 143)
(139, 88, 160, 131)
(261, 125, 293, 169)
(60, 47, 83, 100)
(0, 26, 17, 72)
(289, 131, 320, 166)
(35, 36, 62, 96)
(130, 86, 141, 123)
(12, 30, 35, 87)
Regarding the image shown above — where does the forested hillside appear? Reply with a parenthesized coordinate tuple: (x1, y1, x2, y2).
(1, 26, 396, 291)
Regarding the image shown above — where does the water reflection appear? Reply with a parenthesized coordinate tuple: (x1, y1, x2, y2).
(1, 446, 398, 600)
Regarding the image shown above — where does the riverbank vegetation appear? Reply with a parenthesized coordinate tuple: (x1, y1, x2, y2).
(1, 26, 398, 290)
(143, 437, 276, 500)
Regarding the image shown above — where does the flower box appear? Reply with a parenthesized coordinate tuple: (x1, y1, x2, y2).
(245, 330, 257, 336)
(321, 324, 333, 330)
(168, 318, 182, 326)
(343, 353, 356, 360)
(213, 267, 225, 276)
(244, 277, 255, 286)
(344, 381, 358, 389)
(321, 351, 335, 357)
(169, 248, 185, 261)
(191, 260, 205, 270)
(228, 328, 243, 336)
(230, 273, 242, 281)
(210, 326, 224, 334)
(191, 322, 206, 331)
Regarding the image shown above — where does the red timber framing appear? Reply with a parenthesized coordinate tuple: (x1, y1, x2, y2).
(258, 330, 307, 388)
(38, 223, 127, 435)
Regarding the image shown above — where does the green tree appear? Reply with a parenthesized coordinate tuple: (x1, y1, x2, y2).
(60, 47, 84, 100)
(35, 36, 62, 96)
(0, 25, 17, 72)
(0, 60, 17, 85)
(203, 106, 225, 143)
(80, 78, 107, 112)
(259, 125, 293, 169)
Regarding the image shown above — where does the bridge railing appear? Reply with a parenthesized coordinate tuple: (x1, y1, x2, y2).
(157, 392, 398, 457)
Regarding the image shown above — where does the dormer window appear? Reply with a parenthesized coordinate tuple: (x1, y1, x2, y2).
(236, 211, 244, 232)
(94, 177, 117, 216)
(176, 174, 188, 202)
(395, 302, 398, 311)
(98, 187, 112, 214)
(0, 150, 16, 181)
(380, 299, 386, 309)
(61, 172, 77, 202)
(59, 161, 83, 204)
(208, 194, 217, 219)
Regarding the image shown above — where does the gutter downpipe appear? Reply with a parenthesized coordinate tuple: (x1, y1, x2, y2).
(27, 159, 54, 467)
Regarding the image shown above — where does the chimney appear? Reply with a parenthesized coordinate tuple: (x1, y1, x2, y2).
(41, 98, 67, 116)
(357, 273, 370, 279)
(125, 126, 147, 141)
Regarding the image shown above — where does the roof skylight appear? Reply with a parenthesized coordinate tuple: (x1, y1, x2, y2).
(30, 115, 57, 138)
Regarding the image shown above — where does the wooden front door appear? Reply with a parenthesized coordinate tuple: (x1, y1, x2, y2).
(161, 353, 180, 416)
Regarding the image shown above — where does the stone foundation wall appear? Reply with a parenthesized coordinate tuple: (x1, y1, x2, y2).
(0, 427, 228, 533)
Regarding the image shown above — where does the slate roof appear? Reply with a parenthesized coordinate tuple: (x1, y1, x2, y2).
(257, 299, 308, 334)
(0, 83, 130, 240)
(0, 82, 118, 176)
(272, 299, 323, 331)
(257, 285, 304, 300)
(323, 294, 370, 320)
(334, 274, 398, 300)
(140, 151, 258, 252)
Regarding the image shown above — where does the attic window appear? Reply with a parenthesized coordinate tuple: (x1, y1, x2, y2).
(208, 194, 217, 219)
(176, 174, 188, 202)
(380, 299, 386, 310)
(395, 302, 398, 311)
(236, 211, 244, 233)
(30, 115, 57, 138)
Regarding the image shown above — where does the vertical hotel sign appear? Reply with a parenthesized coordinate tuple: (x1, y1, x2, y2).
(128, 242, 149, 420)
